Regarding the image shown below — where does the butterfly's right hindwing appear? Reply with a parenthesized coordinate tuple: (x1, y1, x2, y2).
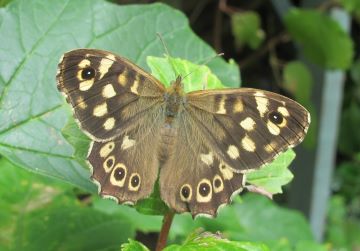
(56, 49, 165, 141)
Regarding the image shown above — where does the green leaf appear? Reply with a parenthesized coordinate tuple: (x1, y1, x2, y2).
(122, 239, 150, 251)
(147, 56, 228, 92)
(231, 11, 265, 50)
(339, 0, 360, 21)
(0, 157, 135, 251)
(164, 231, 270, 251)
(246, 150, 294, 194)
(284, 9, 353, 69)
(0, 0, 239, 191)
(168, 194, 315, 249)
(283, 61, 317, 149)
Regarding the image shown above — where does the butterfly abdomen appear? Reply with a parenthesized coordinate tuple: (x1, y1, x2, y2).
(158, 124, 178, 163)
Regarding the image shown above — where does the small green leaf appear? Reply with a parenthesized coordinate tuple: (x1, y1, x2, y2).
(164, 231, 270, 251)
(147, 56, 229, 91)
(285, 9, 353, 69)
(231, 12, 265, 50)
(122, 239, 150, 251)
(246, 150, 294, 194)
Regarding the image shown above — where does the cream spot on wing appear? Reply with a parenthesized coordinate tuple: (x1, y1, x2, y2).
(200, 152, 214, 166)
(76, 96, 87, 109)
(103, 155, 115, 173)
(278, 106, 290, 117)
(99, 142, 115, 158)
(213, 175, 224, 193)
(78, 59, 91, 68)
(110, 163, 127, 187)
(103, 117, 115, 130)
(129, 173, 141, 191)
(130, 75, 139, 94)
(255, 94, 269, 117)
(121, 135, 136, 150)
(102, 84, 116, 98)
(79, 79, 95, 91)
(265, 142, 278, 153)
(227, 145, 239, 159)
(93, 102, 108, 117)
(267, 121, 280, 135)
(180, 184, 192, 202)
(240, 117, 256, 131)
(196, 179, 212, 203)
(98, 54, 116, 79)
(118, 70, 127, 86)
(219, 163, 234, 180)
(216, 96, 227, 114)
(241, 135, 256, 152)
(233, 98, 244, 113)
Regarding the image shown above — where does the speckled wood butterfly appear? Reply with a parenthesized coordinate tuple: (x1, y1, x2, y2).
(56, 49, 310, 217)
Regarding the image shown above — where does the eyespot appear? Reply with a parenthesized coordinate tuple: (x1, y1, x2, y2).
(81, 67, 95, 80)
(103, 155, 115, 173)
(129, 173, 141, 191)
(268, 111, 283, 125)
(114, 166, 126, 181)
(180, 184, 192, 202)
(199, 182, 211, 197)
(110, 163, 127, 187)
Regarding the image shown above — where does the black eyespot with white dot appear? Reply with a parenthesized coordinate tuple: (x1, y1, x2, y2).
(199, 182, 211, 197)
(268, 111, 283, 125)
(131, 174, 140, 188)
(81, 67, 95, 80)
(114, 167, 126, 181)
(181, 186, 190, 199)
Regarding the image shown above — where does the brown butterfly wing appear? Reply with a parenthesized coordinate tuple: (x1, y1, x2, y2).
(159, 111, 245, 217)
(56, 49, 165, 141)
(186, 88, 310, 172)
(57, 49, 166, 203)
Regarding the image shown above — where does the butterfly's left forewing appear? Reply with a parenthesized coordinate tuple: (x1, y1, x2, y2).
(57, 49, 166, 204)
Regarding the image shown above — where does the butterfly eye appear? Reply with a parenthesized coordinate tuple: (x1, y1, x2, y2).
(81, 67, 95, 80)
(268, 111, 283, 125)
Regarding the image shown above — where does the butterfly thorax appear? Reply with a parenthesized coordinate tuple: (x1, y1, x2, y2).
(164, 76, 185, 124)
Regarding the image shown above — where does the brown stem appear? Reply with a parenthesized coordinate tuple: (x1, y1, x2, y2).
(155, 211, 175, 251)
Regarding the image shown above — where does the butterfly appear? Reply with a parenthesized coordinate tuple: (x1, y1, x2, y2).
(56, 49, 310, 217)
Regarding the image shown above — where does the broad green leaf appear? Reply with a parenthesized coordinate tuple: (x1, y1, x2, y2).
(0, 157, 135, 251)
(122, 239, 150, 251)
(147, 56, 226, 91)
(283, 61, 317, 149)
(231, 11, 265, 50)
(0, 0, 239, 192)
(284, 9, 353, 69)
(164, 231, 270, 251)
(167, 195, 315, 249)
(246, 150, 294, 194)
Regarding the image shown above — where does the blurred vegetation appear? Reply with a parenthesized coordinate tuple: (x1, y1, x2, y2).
(0, 0, 360, 250)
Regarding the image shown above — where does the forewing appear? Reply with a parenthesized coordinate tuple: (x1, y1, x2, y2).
(56, 49, 165, 141)
(186, 88, 310, 171)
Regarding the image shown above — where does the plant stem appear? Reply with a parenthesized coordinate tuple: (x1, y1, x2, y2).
(155, 211, 175, 251)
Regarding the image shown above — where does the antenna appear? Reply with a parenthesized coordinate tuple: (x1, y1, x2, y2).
(156, 33, 179, 79)
(181, 52, 224, 80)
